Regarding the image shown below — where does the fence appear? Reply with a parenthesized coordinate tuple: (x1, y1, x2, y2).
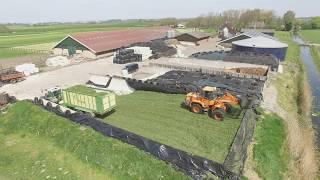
(223, 109, 257, 175)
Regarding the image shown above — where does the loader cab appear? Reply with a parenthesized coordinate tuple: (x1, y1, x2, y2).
(201, 86, 223, 100)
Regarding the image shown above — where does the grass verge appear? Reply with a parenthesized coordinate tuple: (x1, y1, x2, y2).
(103, 91, 242, 163)
(274, 31, 318, 179)
(0, 101, 188, 180)
(311, 46, 320, 72)
(253, 112, 288, 180)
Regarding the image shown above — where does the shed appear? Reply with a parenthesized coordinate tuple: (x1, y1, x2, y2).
(175, 32, 211, 46)
(232, 36, 288, 60)
(53, 27, 169, 59)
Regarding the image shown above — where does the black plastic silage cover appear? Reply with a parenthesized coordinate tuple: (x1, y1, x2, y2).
(33, 99, 240, 180)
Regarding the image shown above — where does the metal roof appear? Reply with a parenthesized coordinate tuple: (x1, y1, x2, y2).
(54, 27, 169, 54)
(241, 29, 275, 33)
(219, 30, 277, 44)
(243, 30, 277, 40)
(187, 32, 211, 39)
(232, 36, 288, 48)
(176, 31, 211, 40)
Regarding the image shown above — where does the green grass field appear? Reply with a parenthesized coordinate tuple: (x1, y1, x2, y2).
(300, 30, 320, 44)
(253, 112, 288, 180)
(103, 91, 242, 163)
(0, 101, 188, 180)
(0, 22, 154, 59)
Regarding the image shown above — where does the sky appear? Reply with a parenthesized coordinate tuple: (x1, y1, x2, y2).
(0, 0, 319, 23)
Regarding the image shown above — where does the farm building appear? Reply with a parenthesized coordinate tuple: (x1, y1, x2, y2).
(218, 23, 238, 39)
(53, 27, 169, 58)
(232, 36, 288, 60)
(175, 32, 211, 46)
(219, 30, 277, 47)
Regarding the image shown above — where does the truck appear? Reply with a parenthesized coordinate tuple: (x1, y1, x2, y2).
(0, 69, 25, 83)
(44, 85, 116, 116)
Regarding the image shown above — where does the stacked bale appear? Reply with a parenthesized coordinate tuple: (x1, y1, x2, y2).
(131, 40, 177, 59)
(113, 49, 142, 64)
(190, 51, 226, 60)
(224, 51, 279, 71)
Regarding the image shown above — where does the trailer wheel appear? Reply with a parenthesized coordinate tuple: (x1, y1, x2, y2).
(65, 110, 72, 116)
(39, 99, 44, 106)
(208, 109, 225, 121)
(34, 97, 39, 104)
(46, 102, 52, 109)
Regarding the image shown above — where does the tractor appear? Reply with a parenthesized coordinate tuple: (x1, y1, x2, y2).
(43, 86, 62, 104)
(184, 86, 240, 121)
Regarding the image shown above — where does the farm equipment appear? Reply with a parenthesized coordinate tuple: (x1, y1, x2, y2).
(0, 93, 16, 109)
(0, 69, 25, 83)
(42, 85, 116, 116)
(184, 86, 241, 121)
(0, 93, 10, 107)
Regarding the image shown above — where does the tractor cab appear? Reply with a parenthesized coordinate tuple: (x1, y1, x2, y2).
(43, 86, 62, 103)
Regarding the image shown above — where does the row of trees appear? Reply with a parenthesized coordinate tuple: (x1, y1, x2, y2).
(299, 17, 320, 30)
(159, 9, 300, 32)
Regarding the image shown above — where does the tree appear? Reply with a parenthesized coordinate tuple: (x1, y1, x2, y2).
(159, 18, 178, 26)
(283, 10, 296, 31)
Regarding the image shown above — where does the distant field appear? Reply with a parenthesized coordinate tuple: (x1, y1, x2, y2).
(0, 101, 188, 179)
(300, 30, 320, 44)
(103, 91, 242, 163)
(0, 22, 154, 59)
(14, 42, 58, 51)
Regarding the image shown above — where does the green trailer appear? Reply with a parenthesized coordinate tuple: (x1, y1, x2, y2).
(61, 85, 116, 116)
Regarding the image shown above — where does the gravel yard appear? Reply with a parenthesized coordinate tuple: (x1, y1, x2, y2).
(0, 57, 124, 99)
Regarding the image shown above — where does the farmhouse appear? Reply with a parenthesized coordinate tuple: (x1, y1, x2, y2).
(175, 32, 211, 46)
(53, 27, 169, 58)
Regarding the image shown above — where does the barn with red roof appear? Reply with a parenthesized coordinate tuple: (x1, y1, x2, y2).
(53, 27, 169, 58)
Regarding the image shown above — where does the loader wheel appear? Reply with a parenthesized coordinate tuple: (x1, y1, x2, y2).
(224, 103, 232, 113)
(209, 109, 225, 121)
(190, 103, 203, 114)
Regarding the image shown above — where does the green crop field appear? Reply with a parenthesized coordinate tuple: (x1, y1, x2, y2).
(0, 22, 154, 59)
(0, 101, 188, 180)
(103, 91, 242, 163)
(300, 30, 320, 44)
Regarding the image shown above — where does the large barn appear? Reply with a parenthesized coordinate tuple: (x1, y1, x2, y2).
(53, 27, 169, 58)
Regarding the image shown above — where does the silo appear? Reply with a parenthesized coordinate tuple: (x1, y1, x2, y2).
(232, 36, 288, 61)
(166, 30, 176, 39)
